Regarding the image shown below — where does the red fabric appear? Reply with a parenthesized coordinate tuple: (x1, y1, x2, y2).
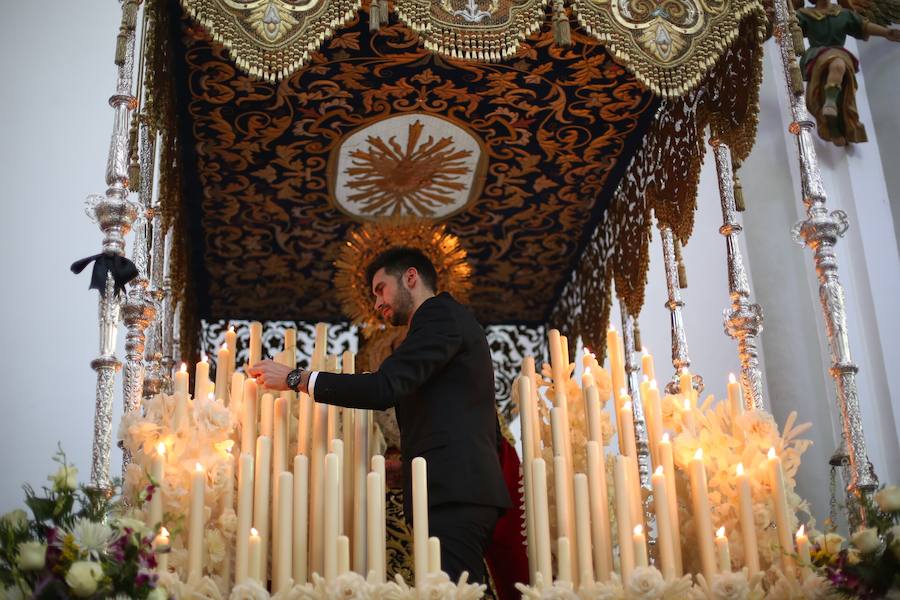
(485, 437, 530, 600)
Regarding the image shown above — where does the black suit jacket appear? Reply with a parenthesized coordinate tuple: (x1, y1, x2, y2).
(313, 292, 512, 514)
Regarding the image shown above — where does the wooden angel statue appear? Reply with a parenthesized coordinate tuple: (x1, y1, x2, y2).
(795, 0, 900, 145)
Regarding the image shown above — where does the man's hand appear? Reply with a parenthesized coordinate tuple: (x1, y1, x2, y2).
(247, 359, 293, 391)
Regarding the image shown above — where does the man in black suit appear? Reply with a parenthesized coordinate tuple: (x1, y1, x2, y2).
(249, 247, 511, 585)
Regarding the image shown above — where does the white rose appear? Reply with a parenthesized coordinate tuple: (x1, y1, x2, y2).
(205, 530, 226, 566)
(16, 541, 46, 571)
(228, 579, 270, 600)
(850, 527, 881, 553)
(1, 509, 28, 529)
(626, 566, 665, 600)
(875, 485, 900, 513)
(710, 571, 750, 600)
(812, 532, 845, 554)
(49, 464, 78, 491)
(218, 509, 238, 538)
(189, 575, 224, 600)
(147, 588, 168, 600)
(65, 561, 104, 597)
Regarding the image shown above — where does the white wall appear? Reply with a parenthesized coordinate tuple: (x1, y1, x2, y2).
(0, 1, 124, 510)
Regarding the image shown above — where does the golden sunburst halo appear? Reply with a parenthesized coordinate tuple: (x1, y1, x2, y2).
(334, 217, 472, 337)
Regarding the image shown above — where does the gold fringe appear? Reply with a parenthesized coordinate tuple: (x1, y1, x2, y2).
(674, 239, 688, 289)
(370, 0, 381, 32)
(634, 321, 643, 353)
(378, 0, 389, 24)
(733, 160, 746, 212)
(553, 0, 573, 47)
(790, 63, 805, 95)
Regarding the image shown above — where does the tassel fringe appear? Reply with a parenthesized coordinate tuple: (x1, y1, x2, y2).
(553, 0, 572, 47)
(674, 240, 688, 289)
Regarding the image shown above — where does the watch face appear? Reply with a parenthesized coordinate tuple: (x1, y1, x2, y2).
(287, 370, 301, 390)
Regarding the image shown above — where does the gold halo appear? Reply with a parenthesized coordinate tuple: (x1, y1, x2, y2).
(334, 217, 473, 337)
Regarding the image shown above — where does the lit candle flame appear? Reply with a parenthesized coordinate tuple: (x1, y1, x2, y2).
(681, 367, 690, 375)
(716, 526, 726, 538)
(179, 363, 187, 373)
(208, 392, 215, 401)
(768, 447, 777, 459)
(620, 388, 629, 398)
(694, 448, 704, 460)
(228, 325, 235, 332)
(609, 325, 616, 332)
(661, 433, 670, 443)
(649, 379, 658, 390)
(157, 442, 166, 456)
(222, 342, 229, 351)
(654, 465, 664, 476)
(797, 525, 806, 538)
(736, 463, 744, 476)
(641, 347, 648, 355)
(642, 374, 649, 383)
(160, 527, 170, 538)
(195, 462, 204, 472)
(633, 524, 643, 536)
(201, 354, 208, 363)
(250, 527, 259, 537)
(623, 401, 633, 411)
(683, 398, 691, 410)
(729, 374, 738, 385)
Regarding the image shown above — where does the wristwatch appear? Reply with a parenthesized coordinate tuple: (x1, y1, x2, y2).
(286, 368, 305, 392)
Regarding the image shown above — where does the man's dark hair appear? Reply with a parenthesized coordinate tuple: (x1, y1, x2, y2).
(365, 247, 438, 292)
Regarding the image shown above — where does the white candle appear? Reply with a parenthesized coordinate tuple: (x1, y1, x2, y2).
(249, 528, 262, 584)
(225, 325, 237, 378)
(324, 452, 340, 582)
(352, 407, 369, 574)
(297, 391, 314, 457)
(149, 443, 165, 528)
(223, 446, 235, 511)
(768, 448, 796, 577)
(727, 373, 743, 416)
(195, 355, 210, 402)
(614, 456, 635, 582)
(586, 442, 613, 581)
(310, 402, 328, 577)
(249, 321, 262, 369)
(272, 397, 287, 551)
(679, 368, 692, 397)
(261, 393, 274, 438)
(521, 356, 542, 457)
(253, 436, 272, 582)
(574, 473, 594, 585)
(548, 329, 567, 401)
(173, 363, 189, 430)
(367, 471, 385, 583)
(519, 376, 538, 584)
(216, 344, 230, 401)
(557, 536, 572, 584)
(274, 471, 293, 593)
(236, 452, 254, 583)
(658, 434, 683, 574)
(641, 348, 655, 381)
(292, 455, 309, 585)
(606, 328, 624, 418)
(531, 458, 553, 587)
(337, 535, 350, 575)
(372, 455, 386, 563)
(651, 466, 677, 580)
(187, 462, 206, 583)
(646, 381, 663, 466)
(154, 527, 170, 574)
(241, 378, 258, 455)
(735, 463, 759, 575)
(229, 371, 244, 412)
(585, 384, 603, 445)
(412, 457, 429, 587)
(715, 527, 731, 573)
(796, 525, 811, 574)
(551, 408, 578, 587)
(285, 329, 297, 368)
(682, 397, 696, 434)
(620, 399, 643, 527)
(632, 524, 648, 568)
(689, 449, 716, 582)
(428, 537, 441, 574)
(174, 362, 189, 394)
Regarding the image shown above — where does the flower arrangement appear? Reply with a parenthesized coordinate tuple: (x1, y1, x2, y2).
(0, 448, 164, 599)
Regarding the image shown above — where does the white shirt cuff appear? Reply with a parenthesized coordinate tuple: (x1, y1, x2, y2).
(308, 370, 319, 401)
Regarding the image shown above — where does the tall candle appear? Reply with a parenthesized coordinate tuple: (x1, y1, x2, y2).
(651, 466, 677, 580)
(519, 377, 537, 583)
(633, 524, 648, 567)
(273, 471, 293, 593)
(154, 527, 170, 574)
(682, 398, 696, 434)
(337, 535, 350, 575)
(216, 344, 230, 401)
(553, 452, 578, 588)
(367, 472, 385, 583)
(173, 363, 189, 431)
(223, 447, 235, 512)
(659, 435, 683, 574)
(330, 438, 345, 536)
(225, 325, 237, 378)
(372, 455, 386, 560)
(715, 527, 731, 573)
(253, 436, 272, 582)
(229, 371, 244, 412)
(548, 329, 567, 401)
(195, 355, 210, 402)
(261, 393, 274, 438)
(727, 373, 743, 416)
(324, 452, 340, 582)
(614, 456, 635, 582)
(521, 356, 542, 457)
(236, 452, 254, 583)
(174, 362, 189, 394)
(679, 368, 692, 397)
(620, 398, 643, 527)
(149, 443, 165, 528)
(249, 528, 262, 584)
(310, 402, 328, 577)
(249, 321, 262, 369)
(428, 537, 441, 574)
(796, 525, 811, 575)
(585, 384, 603, 445)
(297, 391, 314, 457)
(688, 449, 716, 582)
(531, 458, 553, 587)
(735, 463, 760, 575)
(586, 442, 613, 581)
(412, 457, 429, 587)
(352, 406, 369, 574)
(292, 455, 310, 585)
(641, 348, 655, 381)
(285, 328, 297, 368)
(241, 378, 258, 455)
(557, 537, 572, 584)
(607, 327, 625, 454)
(574, 473, 594, 585)
(646, 381, 663, 466)
(768, 448, 796, 577)
(272, 397, 287, 551)
(187, 462, 206, 583)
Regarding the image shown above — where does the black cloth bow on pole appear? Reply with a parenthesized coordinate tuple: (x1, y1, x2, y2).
(70, 252, 139, 296)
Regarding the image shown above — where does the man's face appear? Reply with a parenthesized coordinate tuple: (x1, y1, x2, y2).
(372, 267, 415, 326)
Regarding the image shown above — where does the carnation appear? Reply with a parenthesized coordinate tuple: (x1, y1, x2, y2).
(65, 560, 104, 597)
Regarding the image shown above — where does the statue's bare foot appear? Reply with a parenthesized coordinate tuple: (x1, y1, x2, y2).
(822, 100, 838, 118)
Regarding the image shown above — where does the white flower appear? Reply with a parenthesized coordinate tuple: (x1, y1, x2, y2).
(1, 509, 28, 529)
(850, 527, 880, 553)
(65, 561, 104, 597)
(626, 566, 666, 600)
(16, 541, 46, 570)
(113, 515, 149, 536)
(229, 579, 270, 600)
(49, 464, 78, 491)
(189, 575, 224, 600)
(577, 575, 625, 600)
(218, 509, 238, 538)
(709, 571, 749, 600)
(875, 485, 900, 513)
(0, 584, 30, 600)
(158, 571, 187, 599)
(800, 573, 837, 599)
(148, 588, 168, 600)
(206, 529, 226, 566)
(417, 572, 458, 600)
(68, 518, 114, 559)
(812, 532, 845, 554)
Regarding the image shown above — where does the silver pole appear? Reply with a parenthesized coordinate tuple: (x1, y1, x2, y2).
(772, 0, 878, 499)
(85, 0, 143, 490)
(709, 137, 766, 411)
(620, 305, 651, 488)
